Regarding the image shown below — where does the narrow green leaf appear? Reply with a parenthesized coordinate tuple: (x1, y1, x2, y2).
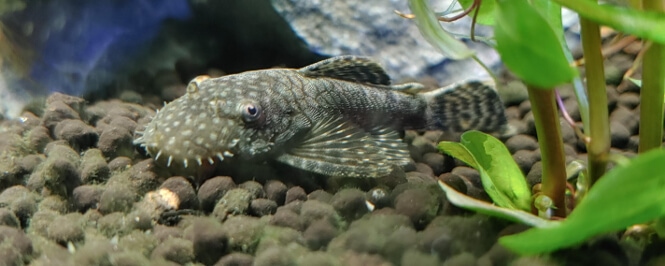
(554, 0, 665, 44)
(408, 0, 475, 60)
(458, 0, 496, 25)
(438, 131, 532, 211)
(439, 180, 555, 228)
(494, 0, 577, 88)
(500, 149, 665, 255)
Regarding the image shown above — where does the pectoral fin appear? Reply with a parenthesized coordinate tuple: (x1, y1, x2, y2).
(276, 117, 411, 178)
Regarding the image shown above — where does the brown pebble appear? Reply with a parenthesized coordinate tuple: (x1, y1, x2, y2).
(330, 188, 368, 222)
(239, 181, 266, 199)
(108, 156, 132, 172)
(160, 176, 198, 210)
(249, 199, 278, 216)
(53, 119, 98, 151)
(264, 180, 287, 205)
(72, 185, 104, 212)
(269, 209, 303, 231)
(198, 176, 236, 212)
(215, 252, 254, 266)
(512, 150, 538, 175)
(307, 189, 333, 203)
(505, 134, 539, 153)
(284, 186, 307, 204)
(304, 219, 337, 250)
(617, 92, 640, 109)
(98, 127, 134, 159)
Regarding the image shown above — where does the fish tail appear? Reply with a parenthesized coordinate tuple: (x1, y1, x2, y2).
(420, 80, 507, 132)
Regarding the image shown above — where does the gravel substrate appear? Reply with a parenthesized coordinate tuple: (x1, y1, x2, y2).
(1, 45, 663, 265)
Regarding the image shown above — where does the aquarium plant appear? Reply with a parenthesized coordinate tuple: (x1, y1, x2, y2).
(402, 0, 665, 254)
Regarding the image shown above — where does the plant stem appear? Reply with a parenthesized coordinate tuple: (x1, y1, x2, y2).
(580, 17, 610, 186)
(527, 86, 567, 218)
(638, 0, 665, 153)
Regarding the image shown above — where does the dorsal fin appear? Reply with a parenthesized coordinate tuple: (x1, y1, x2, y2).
(298, 56, 391, 85)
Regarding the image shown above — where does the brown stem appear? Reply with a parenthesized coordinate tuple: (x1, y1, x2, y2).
(527, 87, 568, 218)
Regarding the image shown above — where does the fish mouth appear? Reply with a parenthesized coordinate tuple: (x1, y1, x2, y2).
(133, 119, 240, 170)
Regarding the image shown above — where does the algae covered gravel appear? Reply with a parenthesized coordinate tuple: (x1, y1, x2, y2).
(0, 49, 661, 265)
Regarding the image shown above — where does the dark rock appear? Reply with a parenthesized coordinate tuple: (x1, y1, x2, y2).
(249, 198, 278, 216)
(285, 186, 307, 204)
(304, 219, 337, 250)
(109, 251, 152, 266)
(562, 97, 581, 121)
(506, 119, 528, 135)
(477, 241, 517, 266)
(107, 156, 132, 172)
(117, 228, 158, 256)
(198, 176, 236, 212)
(422, 152, 450, 176)
(409, 136, 438, 161)
(560, 119, 577, 146)
(150, 237, 195, 265)
(25, 126, 52, 153)
(0, 157, 25, 192)
(627, 135, 639, 152)
(0, 208, 20, 228)
(255, 225, 304, 255)
(239, 180, 266, 199)
(98, 212, 132, 237)
(0, 225, 33, 265)
(383, 227, 419, 264)
(126, 209, 154, 232)
(264, 180, 287, 205)
(98, 126, 134, 159)
(366, 187, 391, 209)
(154, 224, 184, 242)
(526, 161, 543, 188)
(98, 183, 138, 214)
(300, 200, 342, 229)
(610, 121, 631, 149)
(0, 186, 38, 228)
(513, 150, 538, 175)
(405, 171, 437, 184)
(27, 151, 81, 197)
(307, 189, 333, 203)
(499, 80, 529, 106)
(451, 166, 482, 188)
(327, 213, 413, 255)
(42, 98, 83, 131)
(420, 215, 499, 258)
(220, 215, 265, 253)
(393, 187, 441, 229)
(124, 159, 168, 195)
(414, 163, 434, 176)
(213, 188, 253, 218)
(38, 195, 69, 213)
(505, 135, 539, 153)
(610, 106, 639, 134)
(401, 248, 440, 266)
(47, 213, 85, 245)
(617, 92, 640, 109)
(215, 252, 254, 266)
(17, 154, 45, 173)
(26, 210, 58, 238)
(269, 208, 303, 231)
(442, 252, 477, 266)
(160, 176, 198, 210)
(53, 119, 98, 151)
(79, 148, 110, 184)
(184, 217, 229, 265)
(330, 188, 368, 222)
(504, 106, 521, 120)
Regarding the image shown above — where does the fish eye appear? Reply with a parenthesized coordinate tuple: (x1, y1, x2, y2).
(242, 102, 262, 123)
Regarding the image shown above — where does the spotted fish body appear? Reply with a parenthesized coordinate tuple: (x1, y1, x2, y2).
(134, 56, 507, 178)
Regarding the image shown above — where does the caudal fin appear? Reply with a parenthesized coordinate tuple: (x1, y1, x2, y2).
(421, 80, 507, 132)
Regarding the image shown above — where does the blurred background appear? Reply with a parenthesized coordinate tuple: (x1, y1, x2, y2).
(0, 0, 504, 118)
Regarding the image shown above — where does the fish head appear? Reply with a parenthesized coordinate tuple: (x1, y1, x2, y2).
(135, 72, 290, 170)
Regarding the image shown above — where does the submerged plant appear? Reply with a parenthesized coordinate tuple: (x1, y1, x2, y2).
(403, 0, 665, 255)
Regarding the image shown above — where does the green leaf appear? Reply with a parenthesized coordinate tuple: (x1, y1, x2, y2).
(439, 180, 555, 228)
(494, 0, 577, 88)
(458, 0, 496, 26)
(438, 131, 532, 211)
(554, 0, 665, 44)
(407, 0, 475, 60)
(500, 149, 665, 255)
